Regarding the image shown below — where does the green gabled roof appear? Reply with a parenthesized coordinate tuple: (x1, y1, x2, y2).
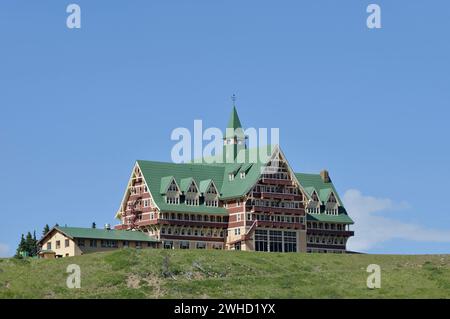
(295, 173, 343, 205)
(179, 177, 196, 193)
(199, 179, 213, 193)
(295, 173, 353, 224)
(160, 176, 175, 194)
(137, 160, 229, 215)
(319, 188, 333, 203)
(53, 227, 160, 242)
(303, 186, 317, 197)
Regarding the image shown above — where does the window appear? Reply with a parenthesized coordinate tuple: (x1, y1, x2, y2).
(180, 241, 189, 249)
(77, 239, 85, 247)
(255, 229, 268, 251)
(56, 241, 61, 249)
(269, 230, 283, 252)
(123, 241, 129, 248)
(284, 231, 297, 252)
(164, 241, 173, 249)
(47, 242, 52, 250)
(136, 241, 142, 248)
(196, 242, 206, 249)
(100, 240, 117, 248)
(229, 174, 234, 181)
(90, 239, 97, 248)
(65, 239, 70, 247)
(240, 172, 246, 179)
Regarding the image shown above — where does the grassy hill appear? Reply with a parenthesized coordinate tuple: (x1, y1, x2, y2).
(0, 249, 449, 298)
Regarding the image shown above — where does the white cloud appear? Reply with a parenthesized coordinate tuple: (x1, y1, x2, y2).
(0, 243, 10, 258)
(344, 189, 450, 252)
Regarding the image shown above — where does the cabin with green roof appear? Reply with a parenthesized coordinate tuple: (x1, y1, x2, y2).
(38, 225, 160, 258)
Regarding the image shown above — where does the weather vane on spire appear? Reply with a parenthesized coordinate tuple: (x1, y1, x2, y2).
(231, 94, 236, 107)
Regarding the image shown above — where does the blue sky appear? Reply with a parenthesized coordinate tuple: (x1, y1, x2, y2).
(0, 1, 449, 256)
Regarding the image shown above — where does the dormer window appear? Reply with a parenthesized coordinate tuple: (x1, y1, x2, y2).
(204, 181, 219, 207)
(168, 181, 178, 192)
(325, 192, 339, 215)
(229, 173, 234, 181)
(240, 172, 246, 179)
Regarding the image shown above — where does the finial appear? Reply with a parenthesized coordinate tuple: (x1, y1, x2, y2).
(231, 94, 236, 107)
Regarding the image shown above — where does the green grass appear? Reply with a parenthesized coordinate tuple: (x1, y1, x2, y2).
(0, 249, 449, 298)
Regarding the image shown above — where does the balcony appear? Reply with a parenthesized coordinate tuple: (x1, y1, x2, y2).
(248, 204, 305, 215)
(260, 178, 293, 186)
(257, 220, 305, 230)
(158, 218, 228, 228)
(308, 229, 354, 237)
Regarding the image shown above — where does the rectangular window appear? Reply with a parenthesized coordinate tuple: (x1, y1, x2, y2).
(283, 231, 297, 252)
(77, 239, 85, 247)
(47, 242, 52, 250)
(180, 241, 189, 249)
(164, 241, 173, 249)
(100, 240, 117, 248)
(123, 241, 129, 248)
(65, 239, 70, 247)
(255, 229, 268, 252)
(56, 240, 61, 249)
(89, 239, 97, 248)
(269, 230, 283, 252)
(135, 241, 141, 248)
(196, 242, 206, 249)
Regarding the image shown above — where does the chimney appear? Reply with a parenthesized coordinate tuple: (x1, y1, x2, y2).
(320, 170, 331, 183)
(104, 223, 111, 230)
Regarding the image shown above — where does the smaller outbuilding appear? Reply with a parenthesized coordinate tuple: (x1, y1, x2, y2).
(38, 225, 160, 258)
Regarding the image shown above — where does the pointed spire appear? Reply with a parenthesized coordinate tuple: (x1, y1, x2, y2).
(227, 105, 243, 130)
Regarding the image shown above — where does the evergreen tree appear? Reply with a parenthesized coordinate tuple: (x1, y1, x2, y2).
(15, 234, 26, 258)
(31, 231, 38, 256)
(25, 232, 33, 256)
(42, 224, 50, 236)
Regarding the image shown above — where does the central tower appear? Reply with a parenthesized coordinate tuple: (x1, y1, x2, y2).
(224, 103, 246, 163)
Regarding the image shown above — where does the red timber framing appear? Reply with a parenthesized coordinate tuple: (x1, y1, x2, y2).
(225, 150, 308, 252)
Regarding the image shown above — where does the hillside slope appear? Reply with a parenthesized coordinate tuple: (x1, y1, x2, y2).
(0, 249, 449, 298)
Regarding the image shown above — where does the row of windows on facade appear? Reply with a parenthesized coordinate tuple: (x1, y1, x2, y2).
(307, 236, 347, 245)
(248, 199, 302, 209)
(168, 181, 218, 195)
(261, 172, 290, 180)
(47, 239, 155, 250)
(161, 227, 224, 237)
(254, 213, 304, 224)
(307, 248, 345, 253)
(77, 239, 155, 248)
(160, 213, 227, 222)
(252, 184, 300, 195)
(254, 229, 298, 253)
(307, 222, 348, 231)
(130, 185, 148, 195)
(163, 240, 223, 250)
(165, 196, 219, 206)
(128, 212, 229, 224)
(306, 207, 339, 215)
(128, 198, 155, 209)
